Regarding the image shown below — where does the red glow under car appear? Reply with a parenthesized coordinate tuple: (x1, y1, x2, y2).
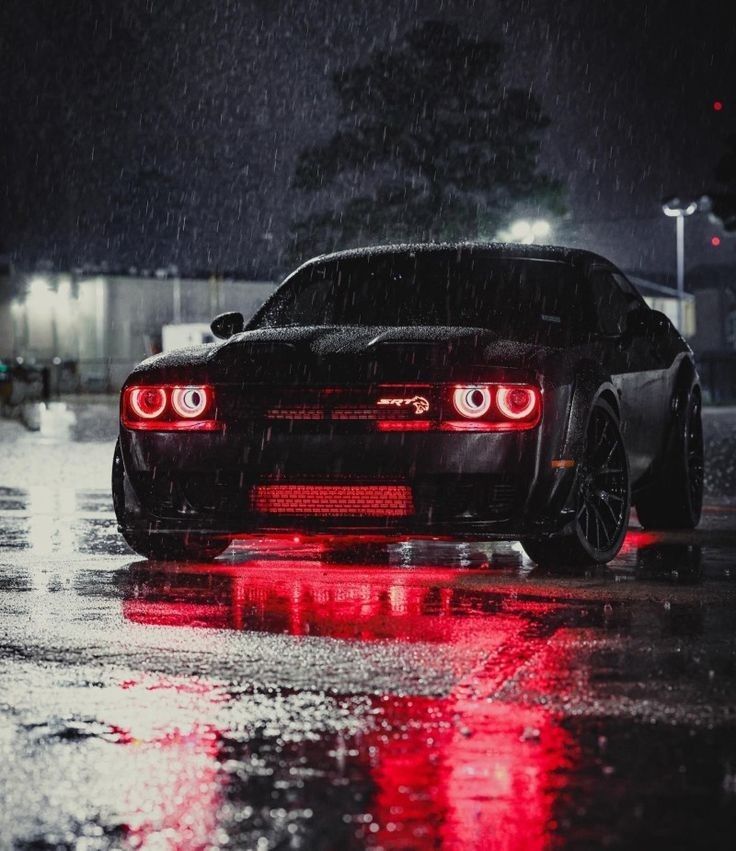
(249, 483, 415, 517)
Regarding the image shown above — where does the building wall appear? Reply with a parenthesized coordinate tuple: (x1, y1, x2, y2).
(642, 296, 696, 339)
(0, 272, 276, 390)
(0, 267, 14, 352)
(691, 287, 736, 353)
(103, 276, 275, 388)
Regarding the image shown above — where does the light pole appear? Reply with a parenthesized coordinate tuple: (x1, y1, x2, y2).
(662, 197, 698, 333)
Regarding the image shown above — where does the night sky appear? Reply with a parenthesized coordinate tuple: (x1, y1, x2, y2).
(1, 0, 735, 281)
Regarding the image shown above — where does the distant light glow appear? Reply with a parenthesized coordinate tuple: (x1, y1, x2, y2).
(713, 100, 724, 112)
(662, 199, 698, 217)
(504, 218, 552, 244)
(531, 219, 551, 238)
(509, 219, 531, 240)
(25, 275, 52, 312)
(711, 235, 722, 247)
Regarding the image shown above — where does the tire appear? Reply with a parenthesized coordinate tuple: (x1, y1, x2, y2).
(120, 528, 229, 562)
(634, 388, 703, 530)
(521, 399, 630, 568)
(112, 439, 230, 562)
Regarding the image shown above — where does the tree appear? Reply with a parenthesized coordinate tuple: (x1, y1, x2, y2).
(288, 20, 564, 263)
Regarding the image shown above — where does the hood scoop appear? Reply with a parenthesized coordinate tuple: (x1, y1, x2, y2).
(213, 324, 541, 383)
(367, 326, 495, 355)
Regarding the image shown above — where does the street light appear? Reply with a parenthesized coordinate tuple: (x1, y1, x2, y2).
(662, 197, 698, 333)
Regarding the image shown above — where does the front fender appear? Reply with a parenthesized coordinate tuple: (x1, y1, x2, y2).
(525, 363, 615, 531)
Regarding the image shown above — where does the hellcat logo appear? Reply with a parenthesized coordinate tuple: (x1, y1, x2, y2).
(376, 395, 430, 415)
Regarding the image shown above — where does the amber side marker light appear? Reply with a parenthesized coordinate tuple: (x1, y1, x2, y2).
(551, 459, 576, 469)
(122, 385, 221, 431)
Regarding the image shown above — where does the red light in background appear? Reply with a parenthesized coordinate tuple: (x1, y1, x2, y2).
(711, 236, 722, 247)
(713, 100, 724, 112)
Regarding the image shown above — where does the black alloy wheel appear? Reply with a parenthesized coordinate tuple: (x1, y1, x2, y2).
(521, 399, 630, 567)
(575, 403, 630, 555)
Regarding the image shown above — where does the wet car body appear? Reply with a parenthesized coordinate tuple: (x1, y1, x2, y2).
(113, 243, 700, 562)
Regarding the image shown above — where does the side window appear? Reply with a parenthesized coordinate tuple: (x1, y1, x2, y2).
(589, 270, 629, 336)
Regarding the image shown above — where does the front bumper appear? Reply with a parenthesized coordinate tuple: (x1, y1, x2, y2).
(116, 424, 578, 540)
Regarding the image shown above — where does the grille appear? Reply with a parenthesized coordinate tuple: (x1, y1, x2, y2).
(239, 387, 434, 423)
(263, 405, 325, 421)
(249, 484, 415, 517)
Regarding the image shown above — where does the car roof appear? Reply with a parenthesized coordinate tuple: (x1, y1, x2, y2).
(301, 242, 612, 269)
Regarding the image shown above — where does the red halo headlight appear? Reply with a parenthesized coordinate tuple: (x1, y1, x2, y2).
(496, 386, 538, 420)
(128, 386, 167, 419)
(122, 384, 220, 431)
(171, 386, 210, 418)
(452, 385, 493, 419)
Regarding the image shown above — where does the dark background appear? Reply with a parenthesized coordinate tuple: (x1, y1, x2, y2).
(1, 0, 735, 280)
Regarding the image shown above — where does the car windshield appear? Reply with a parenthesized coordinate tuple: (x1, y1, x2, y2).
(251, 252, 584, 344)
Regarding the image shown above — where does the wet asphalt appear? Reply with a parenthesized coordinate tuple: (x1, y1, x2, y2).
(1, 400, 735, 850)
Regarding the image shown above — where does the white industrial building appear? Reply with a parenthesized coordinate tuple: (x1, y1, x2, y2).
(0, 268, 275, 391)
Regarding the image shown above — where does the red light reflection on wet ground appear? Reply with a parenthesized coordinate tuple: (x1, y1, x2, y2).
(619, 529, 662, 554)
(123, 562, 503, 641)
(115, 559, 576, 848)
(362, 692, 572, 849)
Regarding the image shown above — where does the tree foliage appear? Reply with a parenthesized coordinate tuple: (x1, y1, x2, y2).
(289, 20, 564, 262)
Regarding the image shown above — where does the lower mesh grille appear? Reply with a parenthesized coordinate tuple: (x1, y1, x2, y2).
(249, 484, 414, 517)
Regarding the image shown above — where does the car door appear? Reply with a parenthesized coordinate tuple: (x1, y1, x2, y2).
(588, 267, 667, 482)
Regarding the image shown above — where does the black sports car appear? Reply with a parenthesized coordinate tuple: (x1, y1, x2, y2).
(113, 243, 703, 567)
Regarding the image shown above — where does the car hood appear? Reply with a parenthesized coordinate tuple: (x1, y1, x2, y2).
(210, 325, 547, 383)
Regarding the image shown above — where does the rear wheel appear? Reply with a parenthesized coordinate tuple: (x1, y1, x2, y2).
(634, 389, 703, 529)
(521, 400, 630, 568)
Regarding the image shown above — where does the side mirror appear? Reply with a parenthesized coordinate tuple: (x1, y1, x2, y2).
(210, 311, 245, 340)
